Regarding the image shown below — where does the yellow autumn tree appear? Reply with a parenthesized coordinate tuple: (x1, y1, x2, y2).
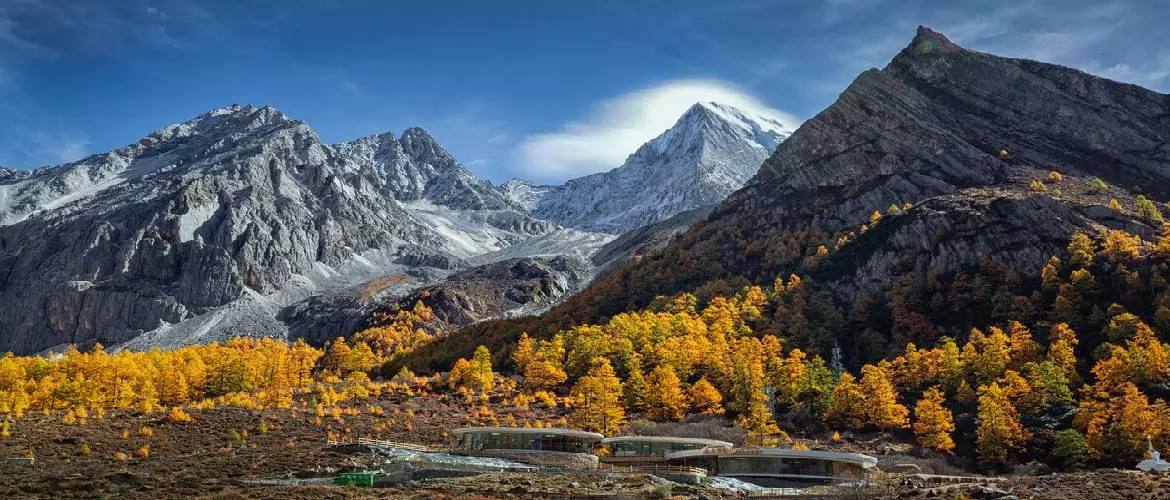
(567, 358, 625, 435)
(861, 364, 909, 429)
(644, 364, 688, 422)
(1067, 232, 1096, 268)
(975, 383, 1030, 468)
(469, 345, 495, 395)
(824, 372, 867, 429)
(913, 386, 955, 452)
(512, 333, 567, 390)
(1047, 323, 1079, 380)
(1102, 230, 1141, 262)
(1076, 382, 1162, 462)
(688, 377, 724, 415)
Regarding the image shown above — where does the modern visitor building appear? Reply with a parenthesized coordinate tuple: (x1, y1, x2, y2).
(450, 427, 878, 487)
(600, 435, 733, 465)
(451, 427, 604, 467)
(664, 447, 879, 488)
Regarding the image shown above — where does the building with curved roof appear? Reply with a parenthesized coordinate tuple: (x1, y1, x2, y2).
(665, 447, 878, 488)
(601, 435, 733, 465)
(450, 427, 604, 468)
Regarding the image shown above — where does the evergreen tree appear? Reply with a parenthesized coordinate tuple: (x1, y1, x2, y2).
(621, 352, 647, 413)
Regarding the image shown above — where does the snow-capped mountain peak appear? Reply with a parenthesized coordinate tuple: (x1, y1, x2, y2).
(514, 101, 797, 233)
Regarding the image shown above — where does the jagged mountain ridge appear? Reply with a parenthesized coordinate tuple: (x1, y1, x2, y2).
(577, 25, 1170, 320)
(0, 105, 580, 354)
(401, 26, 1170, 368)
(503, 101, 795, 233)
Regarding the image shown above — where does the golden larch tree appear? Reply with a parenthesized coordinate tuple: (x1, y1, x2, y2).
(913, 386, 955, 452)
(644, 364, 688, 422)
(567, 358, 625, 435)
(975, 383, 1030, 468)
(861, 364, 909, 429)
(688, 377, 724, 415)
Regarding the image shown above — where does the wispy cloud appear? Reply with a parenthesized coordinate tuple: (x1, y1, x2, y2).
(802, 0, 1170, 97)
(0, 0, 221, 168)
(422, 101, 514, 176)
(514, 79, 800, 182)
(30, 131, 90, 164)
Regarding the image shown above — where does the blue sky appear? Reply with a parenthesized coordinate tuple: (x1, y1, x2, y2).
(1, 0, 1167, 183)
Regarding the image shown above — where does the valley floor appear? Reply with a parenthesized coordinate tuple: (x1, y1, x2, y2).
(1, 391, 1165, 499)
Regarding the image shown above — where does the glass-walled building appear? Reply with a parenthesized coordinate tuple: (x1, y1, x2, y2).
(451, 427, 603, 454)
(601, 436, 733, 464)
(665, 448, 878, 488)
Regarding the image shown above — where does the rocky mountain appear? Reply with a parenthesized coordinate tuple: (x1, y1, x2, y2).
(0, 105, 603, 355)
(576, 25, 1170, 319)
(404, 26, 1170, 368)
(504, 101, 795, 233)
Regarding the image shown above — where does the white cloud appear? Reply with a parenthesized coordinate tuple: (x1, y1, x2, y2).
(515, 79, 800, 182)
(30, 131, 90, 165)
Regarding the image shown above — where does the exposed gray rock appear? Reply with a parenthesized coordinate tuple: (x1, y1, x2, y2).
(591, 206, 713, 272)
(0, 105, 561, 354)
(558, 25, 1170, 329)
(394, 256, 591, 332)
(507, 102, 794, 234)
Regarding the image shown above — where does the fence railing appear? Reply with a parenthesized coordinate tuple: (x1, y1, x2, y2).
(599, 462, 709, 476)
(327, 437, 435, 453)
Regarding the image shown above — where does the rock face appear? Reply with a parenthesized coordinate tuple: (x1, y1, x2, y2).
(504, 102, 794, 233)
(554, 26, 1170, 324)
(393, 256, 590, 332)
(0, 105, 570, 354)
(590, 206, 713, 273)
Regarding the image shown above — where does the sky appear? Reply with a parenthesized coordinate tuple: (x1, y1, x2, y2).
(1, 0, 1168, 184)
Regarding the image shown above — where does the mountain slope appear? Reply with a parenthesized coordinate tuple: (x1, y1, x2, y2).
(507, 101, 795, 233)
(579, 26, 1169, 310)
(0, 105, 567, 354)
(402, 26, 1170, 368)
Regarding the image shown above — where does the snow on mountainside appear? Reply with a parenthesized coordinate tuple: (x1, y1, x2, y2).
(499, 179, 558, 213)
(0, 104, 608, 354)
(509, 101, 796, 233)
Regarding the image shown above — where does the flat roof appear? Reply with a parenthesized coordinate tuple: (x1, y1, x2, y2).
(665, 447, 879, 468)
(601, 436, 734, 448)
(451, 427, 604, 441)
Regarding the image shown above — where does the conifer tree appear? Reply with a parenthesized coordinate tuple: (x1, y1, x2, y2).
(622, 352, 647, 413)
(688, 377, 724, 415)
(913, 386, 955, 452)
(469, 345, 495, 396)
(1136, 195, 1165, 224)
(567, 358, 625, 435)
(975, 383, 1029, 468)
(644, 364, 688, 422)
(1102, 230, 1141, 262)
(824, 372, 867, 429)
(1068, 232, 1097, 268)
(1047, 323, 1079, 380)
(861, 364, 909, 429)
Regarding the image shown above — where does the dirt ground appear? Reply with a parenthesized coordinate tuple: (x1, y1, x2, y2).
(2, 391, 1167, 499)
(0, 391, 585, 499)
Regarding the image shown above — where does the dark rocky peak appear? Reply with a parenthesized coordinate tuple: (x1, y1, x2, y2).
(399, 127, 454, 165)
(903, 25, 963, 57)
(144, 104, 299, 144)
(0, 167, 29, 183)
